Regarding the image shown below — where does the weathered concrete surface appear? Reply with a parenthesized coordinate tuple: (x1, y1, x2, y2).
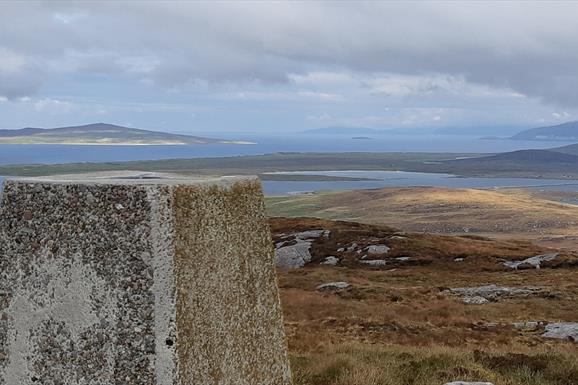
(0, 171, 291, 385)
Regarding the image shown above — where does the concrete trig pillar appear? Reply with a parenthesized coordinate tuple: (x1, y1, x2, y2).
(0, 172, 292, 385)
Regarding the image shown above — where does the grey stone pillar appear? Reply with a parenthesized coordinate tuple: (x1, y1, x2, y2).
(0, 172, 292, 385)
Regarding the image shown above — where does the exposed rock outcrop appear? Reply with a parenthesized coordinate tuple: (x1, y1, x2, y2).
(360, 259, 388, 266)
(445, 284, 550, 303)
(542, 323, 578, 342)
(503, 253, 558, 270)
(316, 282, 350, 291)
(275, 230, 330, 268)
(321, 256, 339, 266)
(512, 321, 545, 331)
(365, 244, 390, 255)
(462, 296, 489, 305)
(444, 382, 494, 385)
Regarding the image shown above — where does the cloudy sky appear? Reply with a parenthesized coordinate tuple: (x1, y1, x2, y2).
(1, 1, 578, 135)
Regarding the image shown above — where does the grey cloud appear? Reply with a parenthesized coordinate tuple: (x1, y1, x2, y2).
(1, 1, 578, 106)
(0, 48, 43, 99)
(0, 74, 41, 100)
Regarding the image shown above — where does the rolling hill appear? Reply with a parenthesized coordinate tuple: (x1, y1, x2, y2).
(552, 142, 578, 155)
(447, 148, 578, 165)
(0, 123, 249, 145)
(267, 186, 578, 241)
(511, 121, 578, 141)
(438, 148, 578, 178)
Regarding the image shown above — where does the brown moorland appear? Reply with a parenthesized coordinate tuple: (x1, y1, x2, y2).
(271, 217, 578, 385)
(267, 187, 578, 250)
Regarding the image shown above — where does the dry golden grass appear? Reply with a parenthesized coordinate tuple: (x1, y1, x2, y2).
(272, 217, 578, 385)
(267, 187, 578, 250)
(290, 343, 578, 385)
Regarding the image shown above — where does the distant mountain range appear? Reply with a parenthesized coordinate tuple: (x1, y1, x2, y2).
(511, 121, 578, 141)
(303, 125, 524, 136)
(0, 123, 250, 145)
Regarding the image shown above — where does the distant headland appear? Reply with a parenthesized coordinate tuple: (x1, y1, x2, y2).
(0, 123, 253, 145)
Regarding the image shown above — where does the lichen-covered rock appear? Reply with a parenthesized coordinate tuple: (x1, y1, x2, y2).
(346, 242, 358, 252)
(365, 244, 390, 255)
(296, 229, 330, 239)
(512, 321, 545, 331)
(275, 240, 314, 268)
(0, 172, 292, 385)
(360, 259, 388, 266)
(444, 382, 494, 385)
(316, 282, 350, 291)
(275, 229, 329, 268)
(462, 296, 489, 305)
(445, 284, 547, 302)
(542, 323, 578, 342)
(503, 253, 558, 270)
(321, 256, 339, 266)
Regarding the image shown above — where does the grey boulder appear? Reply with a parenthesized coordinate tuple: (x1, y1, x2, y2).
(444, 284, 545, 303)
(360, 259, 388, 267)
(316, 282, 350, 291)
(503, 253, 558, 270)
(444, 382, 494, 385)
(512, 321, 545, 331)
(462, 296, 489, 305)
(275, 229, 330, 269)
(542, 323, 578, 342)
(365, 244, 390, 255)
(321, 256, 339, 266)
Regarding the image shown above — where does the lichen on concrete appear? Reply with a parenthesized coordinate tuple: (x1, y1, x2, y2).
(172, 180, 292, 385)
(0, 172, 291, 385)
